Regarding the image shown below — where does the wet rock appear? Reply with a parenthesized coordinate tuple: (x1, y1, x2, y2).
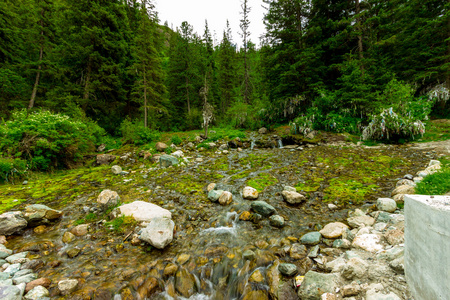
(328, 204, 338, 210)
(4, 264, 21, 276)
(300, 232, 321, 245)
(218, 191, 233, 206)
(159, 155, 179, 167)
(0, 212, 27, 236)
(319, 222, 349, 239)
(384, 229, 404, 246)
(281, 190, 306, 205)
(376, 198, 397, 213)
(13, 269, 32, 278)
(155, 142, 168, 152)
(62, 231, 75, 244)
(25, 277, 51, 293)
(269, 215, 285, 228)
(20, 260, 44, 271)
(0, 285, 22, 300)
(70, 224, 89, 237)
(278, 263, 297, 276)
(177, 254, 190, 265)
(119, 201, 171, 222)
(249, 269, 265, 283)
(243, 249, 256, 261)
(395, 179, 415, 187)
(66, 248, 81, 258)
(139, 217, 174, 249)
(23, 204, 62, 225)
(58, 279, 78, 295)
(289, 243, 307, 260)
(13, 273, 37, 285)
(24, 285, 49, 299)
(391, 185, 415, 197)
(111, 165, 122, 175)
(308, 245, 320, 258)
(208, 189, 224, 202)
(137, 277, 159, 299)
(352, 234, 383, 252)
(251, 201, 276, 217)
(33, 225, 47, 234)
(341, 257, 368, 280)
(242, 289, 269, 300)
(347, 215, 375, 228)
(239, 211, 252, 221)
(97, 189, 120, 209)
(243, 186, 259, 200)
(175, 268, 196, 298)
(96, 154, 116, 165)
(164, 263, 178, 277)
(298, 271, 340, 300)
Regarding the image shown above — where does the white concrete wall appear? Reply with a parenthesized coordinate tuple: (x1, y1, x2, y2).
(404, 195, 450, 300)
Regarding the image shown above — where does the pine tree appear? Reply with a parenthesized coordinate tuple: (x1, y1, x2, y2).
(240, 0, 252, 103)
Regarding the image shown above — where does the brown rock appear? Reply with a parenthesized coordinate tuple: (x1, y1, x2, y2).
(155, 142, 168, 152)
(239, 211, 252, 221)
(205, 246, 228, 256)
(164, 263, 178, 277)
(249, 269, 265, 283)
(384, 229, 404, 246)
(218, 191, 233, 206)
(96, 154, 116, 165)
(137, 277, 159, 299)
(391, 185, 415, 197)
(207, 183, 216, 192)
(342, 282, 361, 297)
(243, 186, 259, 200)
(71, 224, 89, 236)
(33, 225, 47, 234)
(281, 190, 306, 205)
(177, 254, 191, 265)
(25, 277, 51, 293)
(0, 235, 6, 244)
(289, 243, 307, 260)
(319, 222, 349, 239)
(175, 268, 196, 298)
(62, 231, 75, 243)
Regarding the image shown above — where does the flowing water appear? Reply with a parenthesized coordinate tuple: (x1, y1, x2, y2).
(4, 142, 436, 299)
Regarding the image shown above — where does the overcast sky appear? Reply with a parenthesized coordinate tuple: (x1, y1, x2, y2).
(154, 0, 267, 47)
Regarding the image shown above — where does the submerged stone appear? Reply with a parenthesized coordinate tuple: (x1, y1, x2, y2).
(300, 232, 321, 245)
(251, 201, 276, 217)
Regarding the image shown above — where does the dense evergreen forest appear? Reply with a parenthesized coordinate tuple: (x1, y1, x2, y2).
(0, 0, 449, 135)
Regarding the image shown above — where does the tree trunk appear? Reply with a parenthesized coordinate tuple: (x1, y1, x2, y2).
(144, 68, 148, 128)
(83, 57, 92, 103)
(356, 0, 365, 75)
(28, 11, 45, 110)
(186, 77, 190, 114)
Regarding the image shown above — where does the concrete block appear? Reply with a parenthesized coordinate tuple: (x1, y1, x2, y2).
(404, 195, 450, 300)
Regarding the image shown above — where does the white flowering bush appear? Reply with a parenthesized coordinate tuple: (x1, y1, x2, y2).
(0, 109, 105, 170)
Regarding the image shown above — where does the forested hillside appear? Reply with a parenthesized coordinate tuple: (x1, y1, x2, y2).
(0, 0, 449, 134)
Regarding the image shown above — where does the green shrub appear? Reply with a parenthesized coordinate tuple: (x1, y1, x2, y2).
(362, 108, 425, 141)
(170, 135, 182, 146)
(0, 109, 105, 171)
(416, 167, 450, 195)
(0, 158, 27, 183)
(120, 119, 161, 146)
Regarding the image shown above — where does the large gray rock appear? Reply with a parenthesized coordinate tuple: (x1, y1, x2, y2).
(269, 215, 285, 227)
(298, 271, 340, 300)
(319, 222, 349, 239)
(23, 204, 62, 225)
(207, 190, 224, 202)
(97, 190, 120, 209)
(282, 190, 306, 205)
(243, 186, 258, 200)
(58, 279, 78, 295)
(139, 217, 175, 249)
(0, 212, 27, 236)
(0, 247, 13, 259)
(96, 154, 116, 165)
(6, 252, 28, 264)
(0, 285, 22, 300)
(376, 198, 397, 213)
(118, 201, 171, 222)
(278, 263, 297, 276)
(159, 155, 179, 167)
(352, 234, 383, 252)
(24, 285, 49, 300)
(300, 232, 322, 245)
(341, 257, 368, 280)
(251, 201, 276, 217)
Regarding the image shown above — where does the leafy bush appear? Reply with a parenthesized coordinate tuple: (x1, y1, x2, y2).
(170, 135, 182, 146)
(0, 158, 27, 183)
(415, 169, 450, 195)
(362, 108, 425, 141)
(120, 119, 161, 146)
(0, 109, 105, 171)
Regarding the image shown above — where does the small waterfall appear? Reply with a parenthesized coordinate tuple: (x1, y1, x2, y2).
(201, 212, 239, 236)
(277, 139, 283, 148)
(250, 140, 256, 150)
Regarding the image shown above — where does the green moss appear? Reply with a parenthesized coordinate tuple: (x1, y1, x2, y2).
(247, 173, 278, 192)
(324, 178, 379, 204)
(105, 215, 137, 234)
(415, 168, 450, 195)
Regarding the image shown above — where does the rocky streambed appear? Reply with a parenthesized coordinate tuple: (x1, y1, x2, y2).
(0, 135, 447, 300)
